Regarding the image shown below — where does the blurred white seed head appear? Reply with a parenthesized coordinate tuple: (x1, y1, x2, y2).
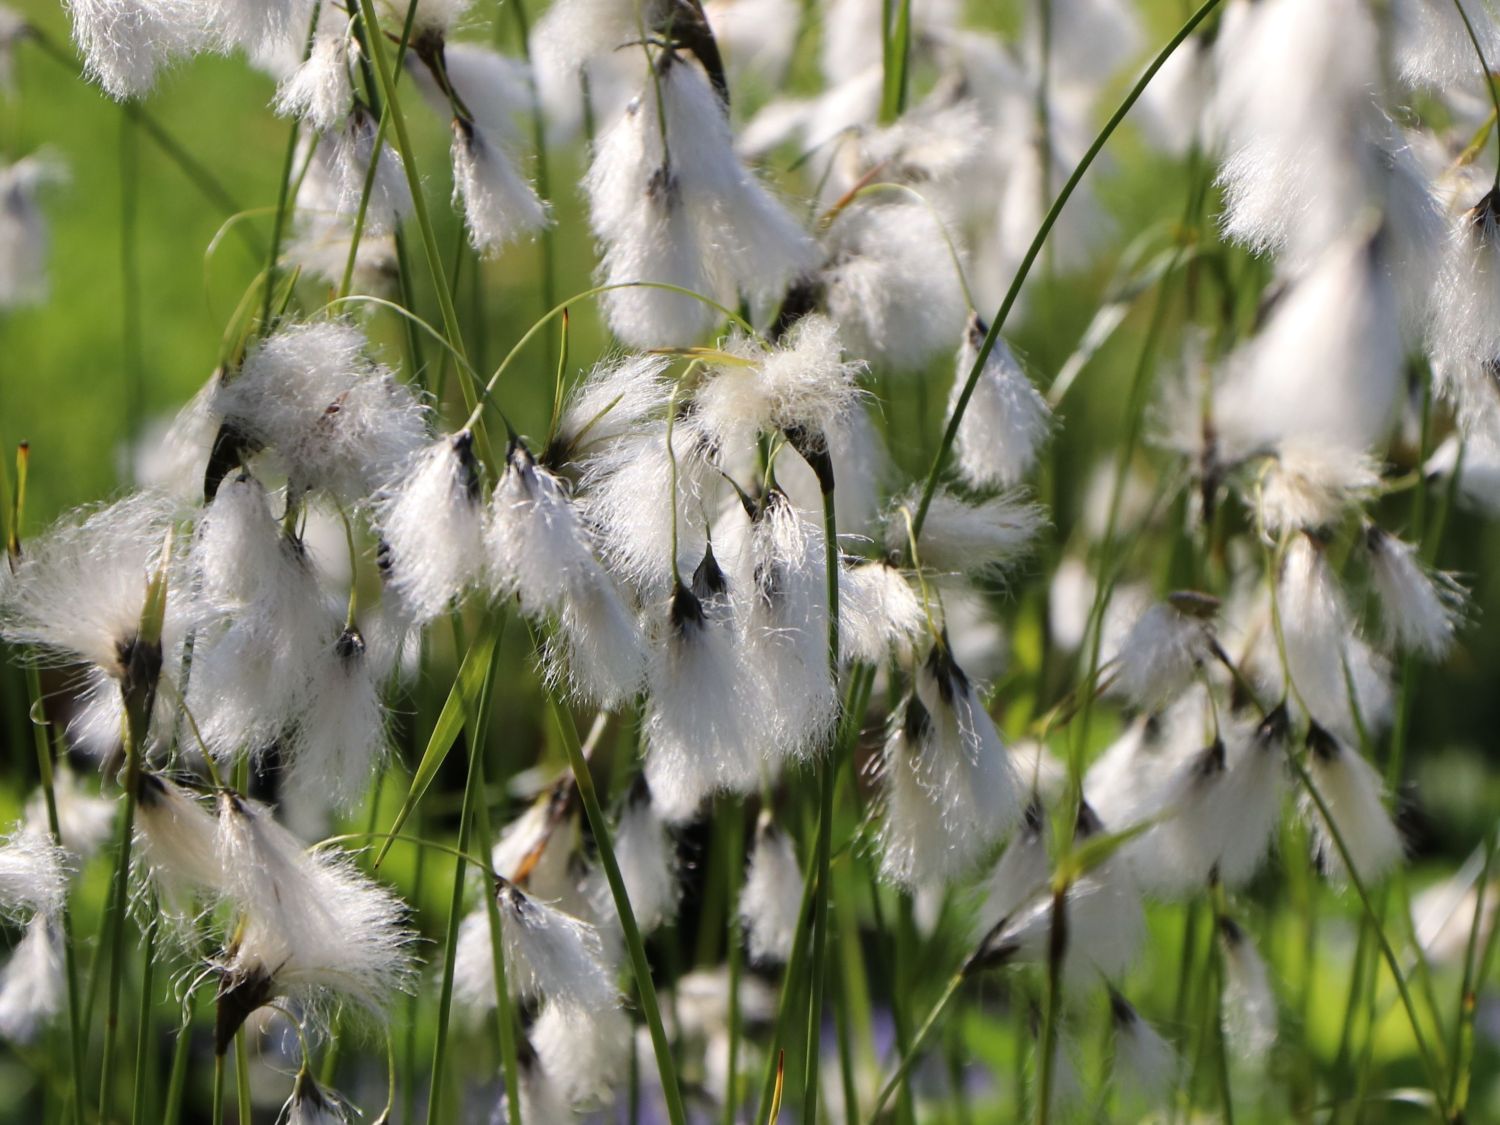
(332, 107, 413, 236)
(0, 831, 67, 922)
(1220, 916, 1277, 1058)
(1109, 991, 1177, 1108)
(973, 798, 1049, 938)
(553, 353, 673, 458)
(1303, 725, 1404, 885)
(1254, 440, 1382, 534)
(0, 153, 66, 308)
(948, 317, 1051, 491)
(64, 0, 212, 99)
(1394, 0, 1500, 90)
(593, 785, 678, 935)
(0, 916, 64, 1044)
(739, 815, 803, 965)
(494, 881, 619, 1012)
(531, 1001, 631, 1109)
(451, 120, 550, 256)
(495, 1041, 574, 1124)
(532, 0, 666, 75)
(822, 199, 968, 372)
(374, 432, 485, 625)
(135, 773, 227, 908)
(24, 768, 114, 861)
(1106, 597, 1216, 712)
(286, 624, 388, 810)
(1365, 526, 1467, 658)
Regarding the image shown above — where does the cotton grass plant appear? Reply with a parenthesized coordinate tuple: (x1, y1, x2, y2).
(0, 0, 1499, 1122)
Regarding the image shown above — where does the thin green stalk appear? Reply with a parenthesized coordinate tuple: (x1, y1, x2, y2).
(120, 111, 144, 477)
(469, 757, 523, 1125)
(1286, 752, 1451, 1116)
(211, 1052, 226, 1125)
(162, 1003, 194, 1125)
(263, 2, 323, 329)
(865, 966, 967, 1124)
(910, 0, 1226, 540)
(543, 681, 688, 1125)
(130, 912, 160, 1125)
(234, 1029, 252, 1125)
(879, 0, 913, 123)
(1446, 825, 1497, 1116)
(1035, 886, 1068, 1125)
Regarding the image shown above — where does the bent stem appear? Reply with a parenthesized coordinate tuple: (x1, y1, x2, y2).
(540, 657, 687, 1125)
(910, 0, 1226, 539)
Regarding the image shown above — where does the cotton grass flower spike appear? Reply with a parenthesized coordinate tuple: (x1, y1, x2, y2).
(973, 797, 1049, 938)
(486, 440, 601, 617)
(532, 0, 666, 75)
(1219, 915, 1277, 1058)
(1253, 439, 1382, 534)
(1302, 723, 1404, 886)
(1365, 526, 1467, 658)
(0, 153, 67, 308)
(739, 813, 804, 966)
(495, 1035, 575, 1124)
(1431, 187, 1500, 432)
(0, 490, 177, 685)
(24, 769, 114, 861)
(821, 198, 968, 372)
(948, 315, 1052, 491)
(642, 574, 761, 823)
(734, 490, 838, 762)
(278, 1067, 358, 1125)
(531, 1001, 631, 1109)
(0, 915, 64, 1044)
(890, 488, 1045, 581)
(876, 646, 1022, 888)
(214, 793, 417, 1050)
(134, 772, 227, 908)
(215, 319, 428, 501)
(692, 315, 864, 466)
(1105, 594, 1217, 712)
(64, 0, 211, 100)
(591, 781, 678, 936)
(332, 107, 413, 236)
(550, 353, 673, 461)
(0, 831, 67, 922)
(493, 879, 619, 1012)
(1275, 533, 1392, 741)
(1394, 0, 1500, 90)
(285, 624, 388, 810)
(450, 118, 550, 256)
(273, 29, 354, 132)
(374, 431, 486, 625)
(1108, 990, 1176, 1108)
(837, 559, 925, 665)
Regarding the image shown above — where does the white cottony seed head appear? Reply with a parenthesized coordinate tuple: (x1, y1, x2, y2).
(739, 816, 803, 965)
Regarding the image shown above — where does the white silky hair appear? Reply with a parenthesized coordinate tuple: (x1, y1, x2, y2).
(450, 121, 550, 256)
(285, 625, 388, 810)
(1430, 189, 1500, 434)
(703, 0, 801, 86)
(821, 199, 968, 373)
(876, 649, 1022, 889)
(273, 29, 353, 132)
(1105, 600, 1215, 713)
(215, 319, 428, 502)
(0, 153, 67, 308)
(0, 915, 64, 1044)
(948, 319, 1052, 492)
(590, 790, 678, 935)
(383, 0, 473, 37)
(206, 0, 313, 58)
(64, 0, 213, 100)
(493, 882, 619, 1012)
(642, 579, 762, 823)
(1365, 527, 1467, 659)
(1274, 534, 1392, 743)
(216, 794, 417, 1022)
(531, 1001, 631, 1109)
(1253, 440, 1383, 535)
(493, 1048, 575, 1125)
(1217, 231, 1404, 458)
(578, 417, 713, 598)
(332, 108, 413, 236)
(1220, 917, 1278, 1058)
(837, 560, 925, 666)
(134, 773, 228, 908)
(739, 818, 803, 965)
(485, 443, 602, 618)
(0, 490, 180, 680)
(373, 432, 486, 625)
(1303, 725, 1405, 886)
(691, 315, 864, 459)
(1393, 0, 1500, 90)
(972, 800, 1049, 939)
(0, 830, 67, 922)
(731, 492, 838, 764)
(24, 769, 113, 861)
(532, 0, 666, 76)
(553, 353, 674, 457)
(1109, 992, 1177, 1109)
(889, 487, 1045, 581)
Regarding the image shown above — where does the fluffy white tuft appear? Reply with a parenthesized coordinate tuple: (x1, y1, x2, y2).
(739, 817, 803, 965)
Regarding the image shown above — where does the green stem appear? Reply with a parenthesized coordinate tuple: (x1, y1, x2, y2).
(130, 912, 159, 1125)
(910, 0, 1225, 540)
(864, 966, 967, 1124)
(211, 1052, 225, 1125)
(234, 1029, 252, 1125)
(722, 807, 745, 1125)
(469, 757, 523, 1125)
(543, 680, 688, 1125)
(1447, 825, 1497, 1117)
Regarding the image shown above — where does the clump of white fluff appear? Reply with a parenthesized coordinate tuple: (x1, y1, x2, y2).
(373, 432, 486, 625)
(948, 315, 1052, 491)
(889, 488, 1045, 581)
(838, 560, 925, 665)
(331, 107, 413, 236)
(1254, 440, 1382, 534)
(821, 199, 968, 372)
(592, 786, 678, 935)
(1220, 916, 1278, 1058)
(1106, 597, 1216, 712)
(285, 625, 388, 809)
(739, 816, 803, 965)
(64, 0, 212, 100)
(450, 118, 550, 256)
(1365, 527, 1467, 658)
(273, 29, 352, 131)
(0, 916, 65, 1044)
(0, 831, 67, 922)
(552, 354, 673, 459)
(1303, 725, 1404, 886)
(214, 319, 428, 501)
(1109, 991, 1177, 1109)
